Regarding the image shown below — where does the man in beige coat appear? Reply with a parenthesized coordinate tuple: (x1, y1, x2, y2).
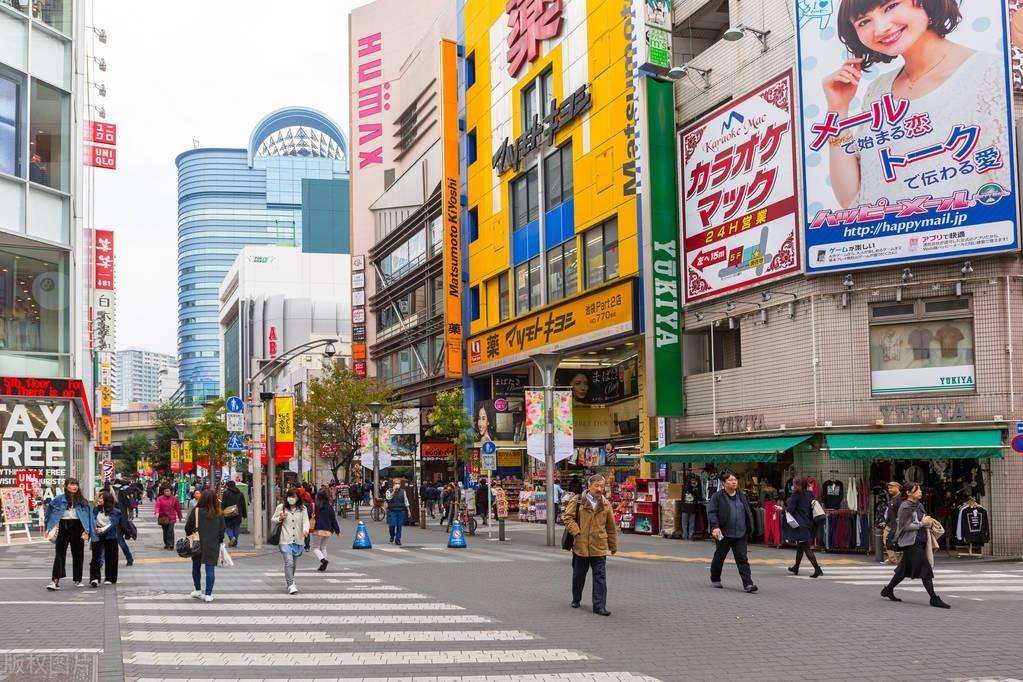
(563, 474, 619, 616)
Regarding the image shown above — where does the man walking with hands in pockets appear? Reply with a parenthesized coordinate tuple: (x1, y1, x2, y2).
(708, 472, 758, 593)
(563, 474, 618, 616)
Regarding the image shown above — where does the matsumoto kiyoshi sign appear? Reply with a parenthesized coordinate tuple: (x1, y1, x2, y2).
(795, 0, 1017, 273)
(0, 400, 69, 489)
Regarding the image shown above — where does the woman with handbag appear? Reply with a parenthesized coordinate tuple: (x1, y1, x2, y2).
(185, 488, 225, 602)
(89, 492, 122, 587)
(786, 477, 823, 578)
(220, 481, 246, 548)
(44, 478, 96, 591)
(273, 487, 310, 594)
(881, 483, 950, 609)
(154, 486, 182, 550)
(312, 489, 341, 571)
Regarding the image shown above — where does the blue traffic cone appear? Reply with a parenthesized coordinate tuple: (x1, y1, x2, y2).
(447, 520, 468, 548)
(352, 521, 372, 550)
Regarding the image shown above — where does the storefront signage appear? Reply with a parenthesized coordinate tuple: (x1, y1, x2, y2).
(421, 442, 454, 460)
(267, 326, 278, 359)
(716, 414, 766, 433)
(170, 441, 180, 473)
(505, 0, 563, 77)
(441, 39, 463, 380)
(352, 308, 365, 324)
(796, 0, 1017, 273)
(94, 230, 115, 290)
(0, 487, 30, 525)
(275, 395, 295, 460)
(493, 373, 528, 398)
(878, 401, 968, 424)
(352, 325, 366, 343)
(351, 272, 365, 289)
(182, 440, 192, 472)
(353, 360, 367, 377)
(354, 31, 385, 169)
(475, 398, 525, 443)
(872, 365, 976, 396)
(466, 279, 635, 374)
(492, 85, 592, 174)
(84, 144, 116, 170)
(0, 401, 69, 491)
(681, 72, 800, 301)
(641, 0, 672, 72)
(555, 356, 638, 405)
(352, 255, 365, 271)
(85, 121, 117, 146)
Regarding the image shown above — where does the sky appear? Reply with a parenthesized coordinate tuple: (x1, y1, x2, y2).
(93, 0, 370, 356)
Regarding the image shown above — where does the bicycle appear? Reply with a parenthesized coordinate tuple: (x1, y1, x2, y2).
(371, 498, 385, 522)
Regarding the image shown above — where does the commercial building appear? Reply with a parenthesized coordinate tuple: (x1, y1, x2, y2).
(115, 347, 175, 408)
(645, 0, 1023, 556)
(0, 0, 96, 496)
(175, 107, 350, 405)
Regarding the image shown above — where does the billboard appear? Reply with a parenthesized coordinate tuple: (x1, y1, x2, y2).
(441, 39, 462, 379)
(796, 0, 1017, 273)
(681, 72, 800, 301)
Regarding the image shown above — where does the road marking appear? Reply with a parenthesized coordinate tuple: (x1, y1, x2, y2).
(830, 579, 1023, 586)
(120, 614, 492, 625)
(122, 601, 462, 611)
(0, 600, 104, 605)
(0, 648, 103, 653)
(260, 572, 369, 577)
(122, 649, 589, 666)
(133, 673, 662, 682)
(365, 630, 535, 642)
(325, 578, 381, 583)
(121, 631, 355, 643)
(123, 591, 423, 601)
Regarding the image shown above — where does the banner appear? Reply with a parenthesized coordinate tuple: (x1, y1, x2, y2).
(0, 487, 30, 525)
(358, 424, 392, 470)
(441, 38, 463, 379)
(274, 396, 295, 461)
(170, 441, 180, 474)
(552, 389, 573, 462)
(182, 440, 192, 473)
(681, 72, 800, 301)
(524, 390, 545, 461)
(796, 0, 1017, 273)
(524, 389, 573, 463)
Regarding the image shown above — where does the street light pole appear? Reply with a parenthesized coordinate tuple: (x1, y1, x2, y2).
(368, 401, 383, 518)
(532, 353, 561, 548)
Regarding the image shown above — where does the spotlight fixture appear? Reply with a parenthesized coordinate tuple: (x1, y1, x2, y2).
(727, 317, 737, 330)
(89, 26, 108, 43)
(842, 274, 854, 288)
(787, 301, 797, 318)
(92, 82, 107, 97)
(666, 64, 713, 90)
(901, 267, 913, 283)
(725, 301, 736, 311)
(88, 104, 106, 119)
(955, 281, 963, 297)
(895, 286, 903, 302)
(961, 260, 974, 275)
(759, 308, 768, 324)
(722, 24, 771, 52)
(89, 56, 107, 72)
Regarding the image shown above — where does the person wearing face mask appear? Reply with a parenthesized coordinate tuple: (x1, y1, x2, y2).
(273, 487, 310, 594)
(154, 485, 183, 550)
(44, 478, 96, 591)
(88, 492, 122, 587)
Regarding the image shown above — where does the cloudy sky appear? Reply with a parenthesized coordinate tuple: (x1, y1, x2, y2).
(93, 0, 368, 355)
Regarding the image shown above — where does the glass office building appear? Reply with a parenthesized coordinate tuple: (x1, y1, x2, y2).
(175, 107, 349, 404)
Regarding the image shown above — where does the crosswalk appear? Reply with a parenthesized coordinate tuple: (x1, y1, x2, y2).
(795, 563, 1023, 599)
(117, 565, 662, 681)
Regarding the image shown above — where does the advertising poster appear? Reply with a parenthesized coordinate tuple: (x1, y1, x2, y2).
(524, 389, 545, 461)
(359, 424, 392, 470)
(0, 401, 69, 492)
(796, 0, 1017, 273)
(552, 389, 574, 462)
(681, 71, 800, 301)
(170, 441, 180, 473)
(274, 396, 295, 460)
(0, 487, 30, 525)
(524, 389, 573, 462)
(555, 356, 638, 405)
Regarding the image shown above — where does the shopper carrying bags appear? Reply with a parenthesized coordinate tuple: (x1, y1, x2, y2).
(220, 481, 246, 548)
(882, 483, 951, 609)
(273, 487, 310, 594)
(312, 489, 341, 571)
(88, 492, 121, 587)
(562, 474, 618, 616)
(185, 488, 225, 602)
(786, 476, 823, 578)
(154, 486, 183, 550)
(44, 478, 96, 591)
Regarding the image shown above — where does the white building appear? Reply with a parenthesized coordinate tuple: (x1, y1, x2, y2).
(116, 348, 175, 408)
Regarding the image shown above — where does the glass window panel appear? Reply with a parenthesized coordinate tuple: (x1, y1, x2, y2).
(563, 241, 578, 298)
(0, 73, 18, 177)
(529, 256, 542, 309)
(547, 246, 564, 302)
(527, 167, 539, 222)
(32, 0, 70, 34)
(540, 70, 554, 117)
(604, 220, 619, 280)
(522, 82, 536, 129)
(585, 228, 604, 288)
(498, 273, 510, 321)
(515, 263, 529, 314)
(29, 80, 68, 192)
(512, 174, 528, 229)
(544, 151, 561, 211)
(410, 229, 426, 262)
(0, 244, 68, 356)
(869, 319, 975, 395)
(562, 145, 573, 198)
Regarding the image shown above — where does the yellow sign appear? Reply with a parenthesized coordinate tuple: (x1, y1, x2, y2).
(170, 441, 180, 470)
(441, 38, 462, 379)
(466, 279, 636, 374)
(275, 395, 295, 459)
(100, 384, 112, 409)
(183, 441, 193, 469)
(497, 450, 521, 468)
(100, 414, 111, 445)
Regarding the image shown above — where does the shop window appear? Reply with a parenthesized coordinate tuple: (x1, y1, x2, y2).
(31, 0, 71, 34)
(683, 325, 742, 375)
(869, 297, 975, 396)
(673, 0, 730, 64)
(511, 167, 539, 230)
(467, 206, 478, 243)
(465, 52, 476, 89)
(470, 285, 480, 321)
(583, 218, 619, 289)
(29, 80, 69, 192)
(0, 245, 68, 365)
(467, 129, 477, 166)
(540, 69, 554, 117)
(515, 255, 542, 314)
(546, 239, 577, 303)
(0, 70, 21, 178)
(544, 143, 573, 211)
(520, 68, 553, 130)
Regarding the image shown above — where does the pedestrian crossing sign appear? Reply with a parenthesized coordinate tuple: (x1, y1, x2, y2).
(227, 434, 245, 451)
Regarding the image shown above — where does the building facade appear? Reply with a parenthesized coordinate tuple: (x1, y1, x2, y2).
(115, 347, 175, 408)
(175, 107, 349, 405)
(0, 0, 96, 496)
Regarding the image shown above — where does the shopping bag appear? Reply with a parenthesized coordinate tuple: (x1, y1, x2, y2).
(217, 543, 234, 567)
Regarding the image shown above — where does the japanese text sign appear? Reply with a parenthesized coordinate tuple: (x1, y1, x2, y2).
(681, 72, 800, 301)
(795, 0, 1017, 273)
(85, 120, 117, 146)
(274, 395, 295, 461)
(441, 39, 463, 380)
(505, 0, 563, 77)
(94, 230, 114, 290)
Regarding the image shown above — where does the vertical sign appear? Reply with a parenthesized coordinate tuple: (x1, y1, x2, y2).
(524, 389, 545, 461)
(641, 78, 683, 416)
(796, 0, 1017, 272)
(505, 0, 563, 77)
(170, 441, 180, 474)
(351, 255, 367, 378)
(274, 395, 295, 461)
(267, 326, 278, 360)
(182, 441, 192, 473)
(94, 230, 114, 290)
(441, 39, 463, 379)
(680, 72, 800, 301)
(641, 0, 672, 73)
(552, 389, 573, 463)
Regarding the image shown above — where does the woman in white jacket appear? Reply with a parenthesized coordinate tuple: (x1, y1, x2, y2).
(273, 487, 310, 594)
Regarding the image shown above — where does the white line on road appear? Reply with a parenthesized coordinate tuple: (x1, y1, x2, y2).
(365, 630, 535, 642)
(133, 674, 662, 682)
(122, 592, 424, 601)
(324, 578, 381, 583)
(121, 631, 355, 643)
(0, 648, 103, 653)
(121, 601, 462, 611)
(0, 600, 104, 605)
(122, 649, 589, 666)
(120, 615, 491, 625)
(832, 579, 1023, 586)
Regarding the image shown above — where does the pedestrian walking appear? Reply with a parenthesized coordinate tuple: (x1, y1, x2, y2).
(154, 485, 183, 550)
(562, 474, 617, 616)
(88, 492, 121, 587)
(312, 489, 341, 571)
(880, 481, 904, 565)
(680, 474, 700, 541)
(273, 488, 310, 594)
(385, 477, 410, 545)
(185, 488, 225, 602)
(708, 473, 758, 593)
(44, 478, 96, 591)
(475, 477, 490, 526)
(298, 484, 315, 550)
(220, 480, 246, 548)
(107, 482, 135, 567)
(786, 476, 823, 578)
(439, 482, 455, 525)
(881, 483, 950, 609)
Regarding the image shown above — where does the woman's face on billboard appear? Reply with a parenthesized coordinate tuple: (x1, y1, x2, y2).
(852, 0, 930, 58)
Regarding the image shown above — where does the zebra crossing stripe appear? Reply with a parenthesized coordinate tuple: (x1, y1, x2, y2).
(122, 649, 590, 666)
(120, 614, 492, 625)
(133, 674, 662, 682)
(122, 602, 463, 611)
(121, 631, 355, 643)
(365, 630, 535, 642)
(123, 591, 423, 600)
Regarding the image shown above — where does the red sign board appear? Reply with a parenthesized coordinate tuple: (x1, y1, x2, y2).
(267, 327, 278, 359)
(85, 120, 117, 146)
(505, 0, 563, 77)
(353, 360, 367, 378)
(421, 442, 455, 459)
(84, 144, 116, 169)
(94, 229, 115, 290)
(0, 377, 94, 431)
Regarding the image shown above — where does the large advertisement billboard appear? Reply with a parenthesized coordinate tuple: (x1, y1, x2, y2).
(680, 72, 800, 301)
(796, 0, 1017, 273)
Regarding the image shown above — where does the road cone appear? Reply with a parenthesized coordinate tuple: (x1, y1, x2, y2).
(447, 519, 468, 548)
(352, 520, 372, 549)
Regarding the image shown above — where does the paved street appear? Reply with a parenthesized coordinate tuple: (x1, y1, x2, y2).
(2, 504, 1023, 681)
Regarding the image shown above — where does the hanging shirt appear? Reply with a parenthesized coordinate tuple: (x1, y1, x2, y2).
(822, 479, 844, 509)
(903, 464, 925, 485)
(846, 478, 858, 512)
(907, 328, 933, 361)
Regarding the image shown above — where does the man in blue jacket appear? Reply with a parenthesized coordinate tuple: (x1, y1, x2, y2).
(707, 473, 758, 593)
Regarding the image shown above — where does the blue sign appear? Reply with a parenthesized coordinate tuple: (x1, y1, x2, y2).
(226, 434, 245, 451)
(1016, 422, 1023, 436)
(226, 396, 244, 413)
(481, 440, 497, 455)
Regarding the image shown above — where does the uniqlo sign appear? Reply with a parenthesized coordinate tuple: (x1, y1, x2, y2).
(84, 144, 116, 169)
(94, 230, 114, 290)
(85, 120, 117, 145)
(505, 0, 563, 77)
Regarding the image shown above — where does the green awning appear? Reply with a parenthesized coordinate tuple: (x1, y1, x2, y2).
(647, 435, 812, 464)
(824, 430, 1005, 460)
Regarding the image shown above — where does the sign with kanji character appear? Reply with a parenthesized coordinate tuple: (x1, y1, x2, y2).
(680, 72, 800, 302)
(92, 291, 116, 353)
(274, 395, 295, 462)
(84, 120, 117, 146)
(441, 39, 463, 380)
(505, 0, 563, 77)
(94, 230, 114, 290)
(796, 0, 1017, 273)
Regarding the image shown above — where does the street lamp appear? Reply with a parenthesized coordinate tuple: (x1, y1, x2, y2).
(368, 401, 384, 512)
(531, 353, 561, 547)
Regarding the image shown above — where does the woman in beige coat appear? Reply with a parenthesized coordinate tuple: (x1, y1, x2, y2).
(562, 474, 618, 616)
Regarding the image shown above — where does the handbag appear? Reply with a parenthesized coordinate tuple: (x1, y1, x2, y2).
(157, 515, 170, 525)
(560, 497, 583, 551)
(810, 499, 826, 523)
(785, 511, 800, 529)
(175, 509, 202, 558)
(222, 505, 239, 518)
(268, 521, 282, 545)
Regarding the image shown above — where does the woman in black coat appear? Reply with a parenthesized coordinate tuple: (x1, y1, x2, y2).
(786, 476, 823, 577)
(184, 489, 226, 602)
(312, 489, 341, 572)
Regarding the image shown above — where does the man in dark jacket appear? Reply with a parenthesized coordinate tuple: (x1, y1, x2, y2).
(707, 473, 757, 593)
(221, 481, 247, 548)
(475, 478, 490, 526)
(881, 481, 903, 564)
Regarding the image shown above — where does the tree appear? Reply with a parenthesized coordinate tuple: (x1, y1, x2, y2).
(426, 387, 474, 459)
(193, 397, 229, 474)
(297, 358, 395, 483)
(152, 402, 188, 472)
(117, 433, 151, 476)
